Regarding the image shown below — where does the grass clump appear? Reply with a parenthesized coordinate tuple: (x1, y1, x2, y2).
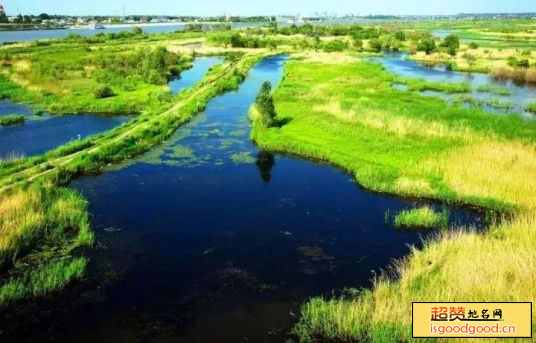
(0, 115, 25, 126)
(392, 206, 448, 230)
(485, 97, 513, 109)
(525, 102, 536, 114)
(0, 182, 93, 305)
(0, 257, 87, 305)
(476, 84, 512, 95)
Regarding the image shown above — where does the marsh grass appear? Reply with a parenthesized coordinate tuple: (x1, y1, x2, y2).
(0, 115, 25, 126)
(476, 84, 512, 96)
(0, 257, 87, 305)
(525, 102, 536, 114)
(250, 55, 536, 341)
(485, 97, 513, 110)
(392, 206, 448, 230)
(0, 182, 93, 305)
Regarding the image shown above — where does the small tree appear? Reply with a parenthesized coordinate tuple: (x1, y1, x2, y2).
(469, 42, 479, 49)
(132, 26, 143, 35)
(255, 81, 277, 128)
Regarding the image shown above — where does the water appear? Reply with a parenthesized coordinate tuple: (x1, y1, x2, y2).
(0, 56, 482, 342)
(168, 57, 224, 94)
(375, 52, 536, 118)
(0, 110, 128, 159)
(0, 22, 265, 44)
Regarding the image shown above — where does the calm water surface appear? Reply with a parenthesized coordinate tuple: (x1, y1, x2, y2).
(376, 52, 536, 118)
(1, 56, 482, 342)
(0, 23, 264, 44)
(168, 57, 224, 94)
(0, 109, 128, 159)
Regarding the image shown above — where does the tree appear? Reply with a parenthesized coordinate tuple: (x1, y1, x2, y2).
(39, 13, 50, 20)
(469, 42, 479, 49)
(255, 81, 277, 128)
(132, 26, 143, 35)
(417, 39, 436, 55)
(441, 34, 460, 50)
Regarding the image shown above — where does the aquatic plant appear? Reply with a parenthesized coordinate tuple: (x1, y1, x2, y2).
(392, 206, 448, 230)
(525, 102, 536, 114)
(0, 115, 25, 126)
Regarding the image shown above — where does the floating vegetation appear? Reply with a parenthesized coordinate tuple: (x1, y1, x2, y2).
(230, 151, 256, 164)
(525, 102, 536, 114)
(485, 97, 513, 109)
(391, 206, 449, 230)
(476, 84, 512, 95)
(0, 115, 25, 126)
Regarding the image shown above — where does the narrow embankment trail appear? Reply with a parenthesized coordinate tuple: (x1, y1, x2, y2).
(0, 52, 274, 191)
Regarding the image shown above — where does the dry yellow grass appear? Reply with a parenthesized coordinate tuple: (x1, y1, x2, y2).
(438, 140, 536, 211)
(0, 187, 45, 256)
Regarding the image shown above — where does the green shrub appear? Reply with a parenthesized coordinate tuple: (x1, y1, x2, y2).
(322, 39, 348, 53)
(94, 85, 114, 99)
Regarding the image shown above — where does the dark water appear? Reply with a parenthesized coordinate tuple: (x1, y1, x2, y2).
(375, 52, 536, 118)
(168, 57, 224, 94)
(0, 56, 482, 342)
(0, 22, 264, 44)
(0, 109, 127, 159)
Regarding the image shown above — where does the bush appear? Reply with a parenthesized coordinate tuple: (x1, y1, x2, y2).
(469, 41, 479, 49)
(368, 39, 383, 53)
(94, 85, 114, 99)
(394, 31, 406, 41)
(322, 39, 348, 53)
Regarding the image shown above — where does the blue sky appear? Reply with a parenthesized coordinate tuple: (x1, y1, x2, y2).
(3, 0, 536, 16)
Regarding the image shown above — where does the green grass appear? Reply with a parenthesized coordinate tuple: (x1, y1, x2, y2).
(485, 97, 513, 110)
(0, 182, 93, 305)
(526, 102, 536, 114)
(0, 257, 87, 305)
(402, 78, 471, 93)
(0, 115, 25, 126)
(250, 54, 536, 342)
(392, 206, 448, 229)
(476, 84, 512, 96)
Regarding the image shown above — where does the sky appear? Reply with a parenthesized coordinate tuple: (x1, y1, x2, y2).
(3, 0, 536, 17)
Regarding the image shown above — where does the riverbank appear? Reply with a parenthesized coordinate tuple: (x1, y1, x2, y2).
(250, 52, 536, 341)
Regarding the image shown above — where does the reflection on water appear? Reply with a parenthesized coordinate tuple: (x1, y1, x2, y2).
(2, 56, 484, 343)
(256, 151, 275, 184)
(375, 52, 536, 118)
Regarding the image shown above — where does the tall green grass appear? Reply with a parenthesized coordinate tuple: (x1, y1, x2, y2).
(392, 206, 448, 230)
(0, 257, 87, 305)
